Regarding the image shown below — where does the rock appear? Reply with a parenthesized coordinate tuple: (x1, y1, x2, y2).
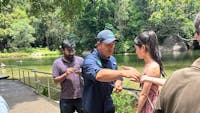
(172, 42, 187, 51)
(160, 35, 188, 53)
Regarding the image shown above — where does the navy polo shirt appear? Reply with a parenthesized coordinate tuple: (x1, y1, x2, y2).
(82, 49, 118, 113)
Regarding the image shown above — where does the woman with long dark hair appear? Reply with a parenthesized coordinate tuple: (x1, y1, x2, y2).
(133, 31, 165, 113)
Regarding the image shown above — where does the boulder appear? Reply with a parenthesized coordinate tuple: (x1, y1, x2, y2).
(160, 35, 188, 53)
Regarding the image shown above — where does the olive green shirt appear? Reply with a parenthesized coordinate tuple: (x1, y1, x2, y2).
(154, 58, 200, 113)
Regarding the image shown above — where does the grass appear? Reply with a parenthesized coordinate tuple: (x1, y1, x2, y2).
(0, 48, 60, 58)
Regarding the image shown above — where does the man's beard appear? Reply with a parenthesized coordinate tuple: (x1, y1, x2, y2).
(64, 55, 74, 62)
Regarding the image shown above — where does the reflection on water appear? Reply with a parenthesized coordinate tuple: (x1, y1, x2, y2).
(115, 50, 199, 73)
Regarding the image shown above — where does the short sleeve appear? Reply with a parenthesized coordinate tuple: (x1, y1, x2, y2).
(75, 56, 84, 67)
(52, 61, 60, 78)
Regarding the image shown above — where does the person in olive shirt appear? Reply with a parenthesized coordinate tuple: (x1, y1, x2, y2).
(153, 12, 200, 113)
(52, 40, 84, 113)
(82, 29, 141, 113)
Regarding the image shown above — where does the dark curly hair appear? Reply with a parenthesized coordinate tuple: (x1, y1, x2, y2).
(61, 40, 76, 50)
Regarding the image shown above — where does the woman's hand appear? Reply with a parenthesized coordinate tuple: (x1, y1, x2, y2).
(130, 78, 140, 83)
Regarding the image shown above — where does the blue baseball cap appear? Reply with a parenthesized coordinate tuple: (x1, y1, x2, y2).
(96, 30, 118, 44)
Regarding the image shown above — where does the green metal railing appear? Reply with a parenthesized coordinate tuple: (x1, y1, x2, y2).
(1, 65, 60, 100)
(1, 65, 141, 101)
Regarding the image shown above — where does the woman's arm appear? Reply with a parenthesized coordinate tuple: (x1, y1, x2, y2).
(136, 81, 152, 113)
(136, 63, 161, 113)
(141, 75, 166, 86)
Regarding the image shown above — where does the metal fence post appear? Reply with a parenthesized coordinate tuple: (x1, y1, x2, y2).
(11, 66, 14, 80)
(18, 68, 21, 81)
(33, 70, 38, 94)
(23, 70, 25, 83)
(47, 77, 51, 99)
(28, 71, 30, 86)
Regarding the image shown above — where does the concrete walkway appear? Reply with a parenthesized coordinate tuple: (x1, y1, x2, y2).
(0, 79, 59, 113)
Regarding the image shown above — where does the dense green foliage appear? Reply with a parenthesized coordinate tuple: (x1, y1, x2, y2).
(0, 0, 199, 53)
(112, 91, 138, 113)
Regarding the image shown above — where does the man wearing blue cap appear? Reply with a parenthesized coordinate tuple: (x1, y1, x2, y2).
(82, 29, 141, 113)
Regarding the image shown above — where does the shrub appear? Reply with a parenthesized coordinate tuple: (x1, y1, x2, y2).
(112, 91, 138, 113)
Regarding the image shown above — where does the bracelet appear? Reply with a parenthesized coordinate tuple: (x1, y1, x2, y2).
(141, 93, 147, 97)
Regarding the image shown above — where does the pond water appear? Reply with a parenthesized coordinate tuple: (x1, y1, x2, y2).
(115, 50, 199, 75)
(0, 50, 199, 76)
